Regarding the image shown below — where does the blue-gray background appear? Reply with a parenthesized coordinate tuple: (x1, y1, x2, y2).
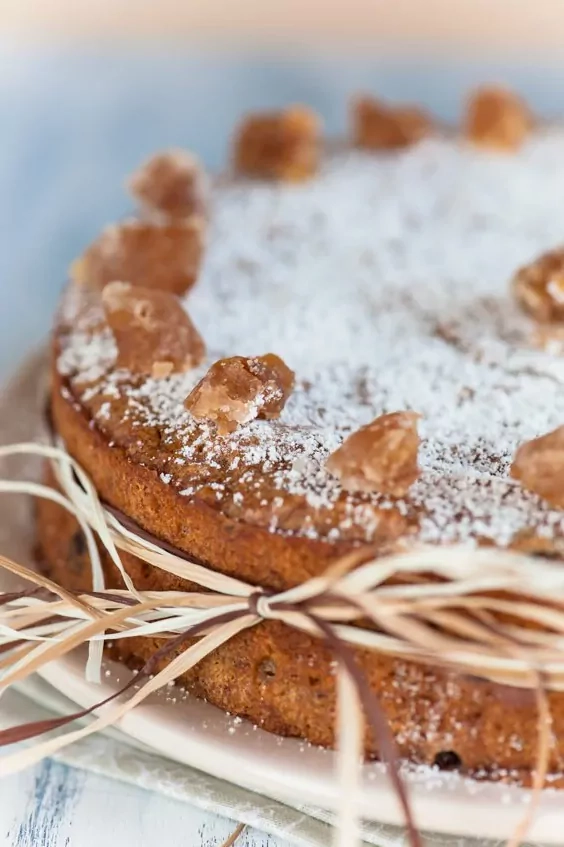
(2, 45, 564, 379)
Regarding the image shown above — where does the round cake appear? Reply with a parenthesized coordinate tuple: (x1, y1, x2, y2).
(37, 91, 564, 783)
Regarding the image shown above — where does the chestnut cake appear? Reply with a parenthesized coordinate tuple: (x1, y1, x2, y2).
(36, 92, 564, 785)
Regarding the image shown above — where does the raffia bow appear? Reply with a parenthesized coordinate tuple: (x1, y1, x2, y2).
(0, 441, 560, 847)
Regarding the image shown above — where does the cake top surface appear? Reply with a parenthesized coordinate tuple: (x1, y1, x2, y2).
(56, 131, 564, 549)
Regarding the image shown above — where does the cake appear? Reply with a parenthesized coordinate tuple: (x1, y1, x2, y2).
(36, 88, 564, 784)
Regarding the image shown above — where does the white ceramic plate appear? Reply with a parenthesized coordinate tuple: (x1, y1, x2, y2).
(35, 648, 562, 843)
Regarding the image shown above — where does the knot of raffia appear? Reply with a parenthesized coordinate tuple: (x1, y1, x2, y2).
(247, 590, 276, 620)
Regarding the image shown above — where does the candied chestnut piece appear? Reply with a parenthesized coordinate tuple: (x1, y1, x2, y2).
(465, 86, 531, 151)
(352, 96, 433, 150)
(233, 106, 321, 181)
(70, 218, 205, 297)
(326, 411, 420, 497)
(185, 354, 295, 435)
(128, 149, 208, 220)
(511, 425, 564, 508)
(512, 248, 564, 324)
(102, 281, 205, 377)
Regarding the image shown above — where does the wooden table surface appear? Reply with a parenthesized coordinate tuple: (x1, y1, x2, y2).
(0, 759, 287, 847)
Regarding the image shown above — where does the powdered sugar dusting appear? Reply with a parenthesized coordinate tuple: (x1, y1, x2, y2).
(57, 131, 564, 546)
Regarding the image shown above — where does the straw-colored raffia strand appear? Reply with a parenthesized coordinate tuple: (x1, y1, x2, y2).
(0, 441, 560, 847)
(336, 664, 363, 847)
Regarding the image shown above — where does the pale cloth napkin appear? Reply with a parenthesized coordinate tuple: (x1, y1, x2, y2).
(0, 355, 529, 847)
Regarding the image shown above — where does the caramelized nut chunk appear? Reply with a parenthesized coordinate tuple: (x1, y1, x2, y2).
(71, 218, 205, 296)
(233, 106, 321, 181)
(102, 281, 205, 377)
(513, 248, 564, 323)
(465, 86, 531, 151)
(352, 96, 433, 150)
(128, 149, 208, 219)
(511, 425, 564, 508)
(326, 411, 420, 497)
(185, 354, 295, 435)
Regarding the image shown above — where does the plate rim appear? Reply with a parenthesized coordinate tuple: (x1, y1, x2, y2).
(33, 648, 564, 843)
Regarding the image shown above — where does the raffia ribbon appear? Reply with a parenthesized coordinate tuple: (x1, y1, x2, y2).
(0, 441, 560, 847)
